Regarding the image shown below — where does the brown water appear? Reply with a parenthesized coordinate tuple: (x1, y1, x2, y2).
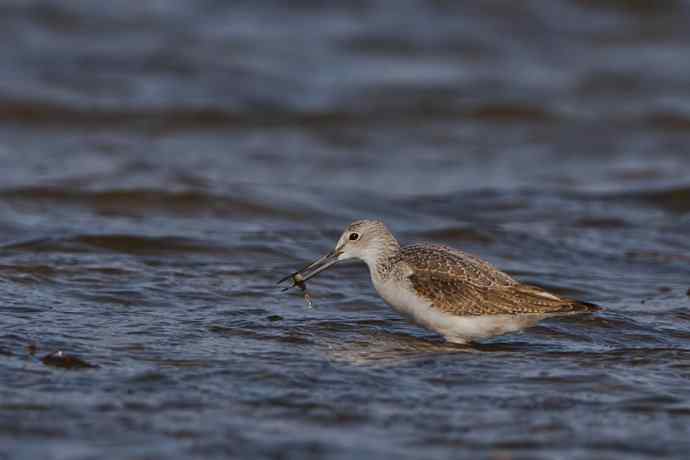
(2, 1, 690, 459)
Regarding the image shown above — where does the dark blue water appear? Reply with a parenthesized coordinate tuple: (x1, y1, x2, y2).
(1, 1, 690, 459)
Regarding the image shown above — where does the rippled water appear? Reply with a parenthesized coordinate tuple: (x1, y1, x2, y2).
(2, 1, 690, 459)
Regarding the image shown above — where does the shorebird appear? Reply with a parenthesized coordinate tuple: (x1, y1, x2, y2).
(279, 220, 601, 344)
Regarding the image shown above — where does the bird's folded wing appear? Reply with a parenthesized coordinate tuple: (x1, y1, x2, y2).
(408, 270, 600, 316)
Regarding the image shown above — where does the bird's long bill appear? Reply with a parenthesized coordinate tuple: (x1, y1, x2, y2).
(278, 250, 341, 289)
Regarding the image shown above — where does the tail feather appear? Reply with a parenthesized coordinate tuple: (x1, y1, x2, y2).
(569, 300, 603, 313)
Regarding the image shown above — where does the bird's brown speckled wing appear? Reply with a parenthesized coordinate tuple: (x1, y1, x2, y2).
(400, 244, 517, 288)
(402, 245, 600, 316)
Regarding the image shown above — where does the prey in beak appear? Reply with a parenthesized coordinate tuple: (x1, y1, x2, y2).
(277, 248, 343, 292)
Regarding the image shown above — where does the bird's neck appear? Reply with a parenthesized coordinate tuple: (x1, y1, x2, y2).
(362, 235, 401, 283)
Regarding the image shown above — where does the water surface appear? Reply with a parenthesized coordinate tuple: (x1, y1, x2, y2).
(1, 1, 690, 459)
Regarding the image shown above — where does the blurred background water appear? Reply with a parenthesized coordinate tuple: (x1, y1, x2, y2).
(1, 1, 690, 459)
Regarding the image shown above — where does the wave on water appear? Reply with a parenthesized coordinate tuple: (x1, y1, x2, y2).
(0, 186, 310, 219)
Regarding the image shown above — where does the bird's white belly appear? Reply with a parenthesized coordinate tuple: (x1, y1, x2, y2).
(374, 279, 543, 344)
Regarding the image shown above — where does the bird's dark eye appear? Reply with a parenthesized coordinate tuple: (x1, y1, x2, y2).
(349, 233, 360, 241)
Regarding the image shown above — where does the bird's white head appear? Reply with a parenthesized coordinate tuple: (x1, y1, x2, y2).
(333, 220, 397, 267)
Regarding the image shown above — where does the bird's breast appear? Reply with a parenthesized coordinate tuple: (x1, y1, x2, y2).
(373, 278, 452, 332)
